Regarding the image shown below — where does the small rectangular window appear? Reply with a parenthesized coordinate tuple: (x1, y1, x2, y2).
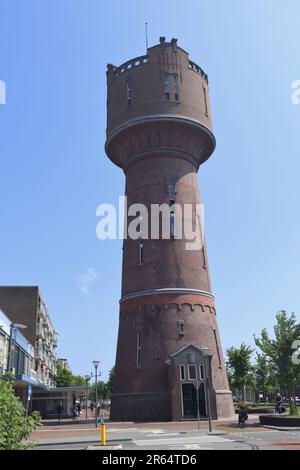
(163, 73, 170, 100)
(136, 331, 142, 366)
(170, 211, 175, 238)
(168, 184, 176, 205)
(199, 365, 205, 380)
(173, 74, 179, 101)
(139, 238, 144, 265)
(203, 86, 208, 116)
(188, 365, 196, 380)
(127, 79, 132, 106)
(180, 365, 185, 380)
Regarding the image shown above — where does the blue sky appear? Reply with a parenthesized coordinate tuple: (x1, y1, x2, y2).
(0, 0, 299, 380)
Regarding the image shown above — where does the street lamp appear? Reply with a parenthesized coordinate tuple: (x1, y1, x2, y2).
(7, 323, 27, 372)
(92, 360, 100, 428)
(84, 374, 91, 420)
(201, 348, 213, 433)
(188, 352, 200, 429)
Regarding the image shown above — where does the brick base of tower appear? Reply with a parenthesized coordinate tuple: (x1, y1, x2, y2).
(110, 295, 235, 421)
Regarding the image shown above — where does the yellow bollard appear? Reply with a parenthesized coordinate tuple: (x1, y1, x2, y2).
(101, 424, 106, 446)
(100, 414, 106, 446)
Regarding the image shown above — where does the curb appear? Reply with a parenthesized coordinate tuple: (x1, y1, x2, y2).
(262, 425, 300, 431)
(34, 438, 132, 447)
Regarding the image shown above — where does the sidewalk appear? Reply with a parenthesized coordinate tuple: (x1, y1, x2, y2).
(29, 415, 262, 446)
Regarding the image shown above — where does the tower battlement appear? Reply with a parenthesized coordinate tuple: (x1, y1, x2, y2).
(105, 39, 215, 171)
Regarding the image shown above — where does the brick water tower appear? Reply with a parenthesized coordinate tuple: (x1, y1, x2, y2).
(105, 37, 234, 421)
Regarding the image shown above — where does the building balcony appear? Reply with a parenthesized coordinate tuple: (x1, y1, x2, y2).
(36, 325, 44, 338)
(35, 348, 44, 361)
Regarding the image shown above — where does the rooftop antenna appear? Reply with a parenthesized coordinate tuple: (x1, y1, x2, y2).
(145, 22, 149, 51)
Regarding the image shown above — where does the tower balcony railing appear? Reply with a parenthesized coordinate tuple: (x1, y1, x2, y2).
(188, 60, 209, 84)
(112, 55, 148, 78)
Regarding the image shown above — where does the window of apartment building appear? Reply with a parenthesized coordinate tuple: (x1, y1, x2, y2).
(163, 73, 170, 100)
(126, 79, 132, 106)
(199, 365, 205, 380)
(173, 74, 179, 101)
(136, 330, 142, 366)
(180, 365, 185, 380)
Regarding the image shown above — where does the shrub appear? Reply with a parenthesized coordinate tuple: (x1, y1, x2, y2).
(0, 373, 41, 450)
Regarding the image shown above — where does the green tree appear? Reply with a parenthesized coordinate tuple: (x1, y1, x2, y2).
(254, 310, 300, 415)
(0, 373, 41, 450)
(89, 381, 108, 402)
(55, 362, 74, 387)
(72, 375, 87, 386)
(55, 362, 87, 387)
(253, 353, 278, 401)
(107, 366, 115, 398)
(226, 343, 254, 398)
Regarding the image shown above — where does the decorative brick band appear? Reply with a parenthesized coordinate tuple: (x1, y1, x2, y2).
(120, 290, 216, 312)
(106, 114, 216, 151)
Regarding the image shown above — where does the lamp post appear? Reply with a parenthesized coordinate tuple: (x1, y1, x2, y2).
(7, 323, 27, 372)
(188, 352, 200, 429)
(92, 361, 100, 428)
(85, 375, 91, 420)
(201, 348, 212, 433)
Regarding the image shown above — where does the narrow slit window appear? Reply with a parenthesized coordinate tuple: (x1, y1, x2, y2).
(203, 85, 208, 116)
(180, 365, 185, 380)
(168, 184, 176, 205)
(127, 79, 132, 106)
(136, 331, 142, 367)
(199, 365, 205, 380)
(163, 73, 170, 100)
(170, 211, 175, 238)
(213, 329, 222, 367)
(178, 320, 184, 336)
(139, 238, 144, 265)
(202, 246, 207, 269)
(173, 74, 179, 101)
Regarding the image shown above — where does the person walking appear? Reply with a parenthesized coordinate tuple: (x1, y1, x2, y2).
(77, 401, 82, 418)
(57, 402, 63, 422)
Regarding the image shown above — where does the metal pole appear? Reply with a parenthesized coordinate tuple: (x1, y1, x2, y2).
(85, 379, 88, 420)
(204, 355, 212, 433)
(7, 324, 14, 372)
(196, 378, 200, 429)
(95, 365, 98, 428)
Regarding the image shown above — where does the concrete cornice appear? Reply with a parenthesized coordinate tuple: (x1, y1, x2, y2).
(120, 288, 215, 303)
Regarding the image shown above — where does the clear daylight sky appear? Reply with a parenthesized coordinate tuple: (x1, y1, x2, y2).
(0, 0, 299, 380)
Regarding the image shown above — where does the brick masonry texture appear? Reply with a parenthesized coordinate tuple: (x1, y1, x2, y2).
(105, 39, 234, 421)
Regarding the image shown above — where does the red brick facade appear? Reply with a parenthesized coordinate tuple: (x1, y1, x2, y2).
(105, 38, 234, 421)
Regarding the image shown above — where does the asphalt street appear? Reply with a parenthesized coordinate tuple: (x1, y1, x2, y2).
(33, 426, 300, 451)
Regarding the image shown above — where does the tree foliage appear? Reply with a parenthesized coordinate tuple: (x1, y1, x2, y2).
(253, 353, 278, 401)
(107, 366, 115, 396)
(55, 362, 87, 387)
(89, 380, 108, 402)
(226, 343, 254, 397)
(0, 373, 41, 450)
(254, 310, 300, 414)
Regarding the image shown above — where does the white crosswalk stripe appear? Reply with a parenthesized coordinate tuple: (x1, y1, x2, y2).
(133, 435, 232, 447)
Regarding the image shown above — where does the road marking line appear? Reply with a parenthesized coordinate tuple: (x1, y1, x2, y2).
(133, 435, 231, 447)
